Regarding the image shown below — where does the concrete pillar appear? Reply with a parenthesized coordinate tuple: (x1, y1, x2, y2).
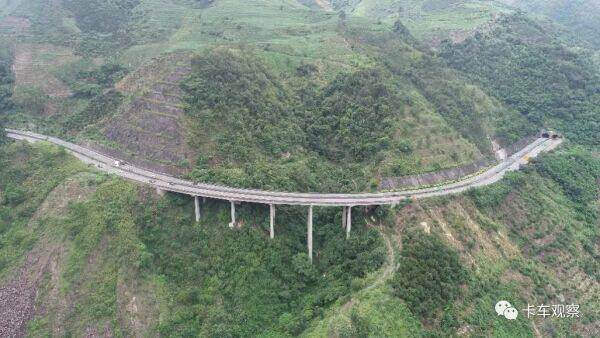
(308, 205, 313, 263)
(342, 206, 347, 230)
(194, 196, 201, 223)
(229, 201, 236, 228)
(346, 206, 352, 240)
(269, 204, 275, 239)
(156, 187, 165, 196)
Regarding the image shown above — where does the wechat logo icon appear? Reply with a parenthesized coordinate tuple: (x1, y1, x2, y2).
(496, 300, 519, 320)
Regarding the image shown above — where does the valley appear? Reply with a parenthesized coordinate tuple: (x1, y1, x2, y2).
(0, 0, 598, 337)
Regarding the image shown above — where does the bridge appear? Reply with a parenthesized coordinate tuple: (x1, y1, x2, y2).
(6, 129, 562, 261)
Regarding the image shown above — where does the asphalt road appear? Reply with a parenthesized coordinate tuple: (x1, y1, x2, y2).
(5, 129, 562, 206)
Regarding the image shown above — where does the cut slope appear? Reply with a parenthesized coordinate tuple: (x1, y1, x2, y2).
(87, 52, 195, 175)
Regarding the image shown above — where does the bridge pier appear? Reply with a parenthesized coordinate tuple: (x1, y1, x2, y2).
(194, 196, 201, 223)
(269, 204, 275, 239)
(229, 201, 236, 228)
(346, 206, 352, 239)
(308, 205, 313, 263)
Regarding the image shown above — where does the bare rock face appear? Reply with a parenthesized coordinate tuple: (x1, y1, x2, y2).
(92, 52, 195, 175)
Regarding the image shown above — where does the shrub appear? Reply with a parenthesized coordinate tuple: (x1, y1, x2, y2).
(390, 232, 468, 325)
(12, 86, 47, 115)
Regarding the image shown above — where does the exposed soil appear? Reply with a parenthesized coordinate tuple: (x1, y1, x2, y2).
(314, 0, 333, 12)
(0, 245, 61, 337)
(0, 174, 98, 337)
(90, 52, 195, 175)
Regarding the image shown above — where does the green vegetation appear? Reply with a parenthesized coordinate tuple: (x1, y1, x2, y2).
(536, 149, 600, 205)
(470, 172, 525, 209)
(391, 232, 468, 327)
(184, 48, 476, 192)
(0, 52, 12, 114)
(441, 13, 600, 146)
(183, 49, 304, 163)
(0, 141, 385, 336)
(304, 147, 599, 337)
(62, 90, 123, 133)
(499, 0, 600, 49)
(0, 51, 11, 143)
(309, 69, 398, 162)
(0, 1, 599, 336)
(11, 86, 47, 115)
(0, 142, 86, 275)
(60, 62, 128, 99)
(64, 0, 139, 34)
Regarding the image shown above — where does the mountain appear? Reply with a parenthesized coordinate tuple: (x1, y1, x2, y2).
(0, 0, 598, 337)
(3, 0, 593, 192)
(499, 0, 600, 49)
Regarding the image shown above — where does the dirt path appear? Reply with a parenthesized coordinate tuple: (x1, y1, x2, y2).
(364, 225, 396, 292)
(340, 223, 397, 312)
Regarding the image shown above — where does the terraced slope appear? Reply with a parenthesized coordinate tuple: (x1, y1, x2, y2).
(12, 44, 77, 97)
(86, 53, 194, 175)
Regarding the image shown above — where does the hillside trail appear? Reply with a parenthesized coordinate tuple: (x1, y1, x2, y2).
(340, 220, 398, 312)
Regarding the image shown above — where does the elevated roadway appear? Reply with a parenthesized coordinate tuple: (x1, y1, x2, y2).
(6, 128, 562, 260)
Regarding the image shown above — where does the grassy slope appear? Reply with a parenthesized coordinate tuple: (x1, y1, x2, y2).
(302, 146, 600, 337)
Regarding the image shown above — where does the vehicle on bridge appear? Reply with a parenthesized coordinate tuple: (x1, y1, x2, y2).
(541, 130, 561, 139)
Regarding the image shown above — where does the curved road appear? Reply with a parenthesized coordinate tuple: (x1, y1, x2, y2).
(5, 129, 562, 207)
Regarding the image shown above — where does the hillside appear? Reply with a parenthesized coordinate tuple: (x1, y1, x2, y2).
(1, 129, 597, 337)
(0, 0, 570, 191)
(304, 147, 599, 337)
(0, 141, 385, 337)
(499, 0, 600, 49)
(0, 0, 599, 337)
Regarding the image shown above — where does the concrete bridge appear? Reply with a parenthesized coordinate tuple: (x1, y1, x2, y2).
(6, 129, 562, 262)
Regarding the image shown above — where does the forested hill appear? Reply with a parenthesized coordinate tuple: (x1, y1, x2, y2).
(0, 1, 599, 336)
(2, 0, 598, 192)
(440, 13, 600, 146)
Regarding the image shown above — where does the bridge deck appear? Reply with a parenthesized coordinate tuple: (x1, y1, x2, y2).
(5, 129, 562, 206)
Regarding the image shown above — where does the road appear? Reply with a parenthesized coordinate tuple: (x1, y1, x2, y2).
(5, 129, 562, 207)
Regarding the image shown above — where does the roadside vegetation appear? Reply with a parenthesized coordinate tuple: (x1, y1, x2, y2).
(302, 147, 599, 337)
(0, 142, 386, 337)
(0, 1, 598, 337)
